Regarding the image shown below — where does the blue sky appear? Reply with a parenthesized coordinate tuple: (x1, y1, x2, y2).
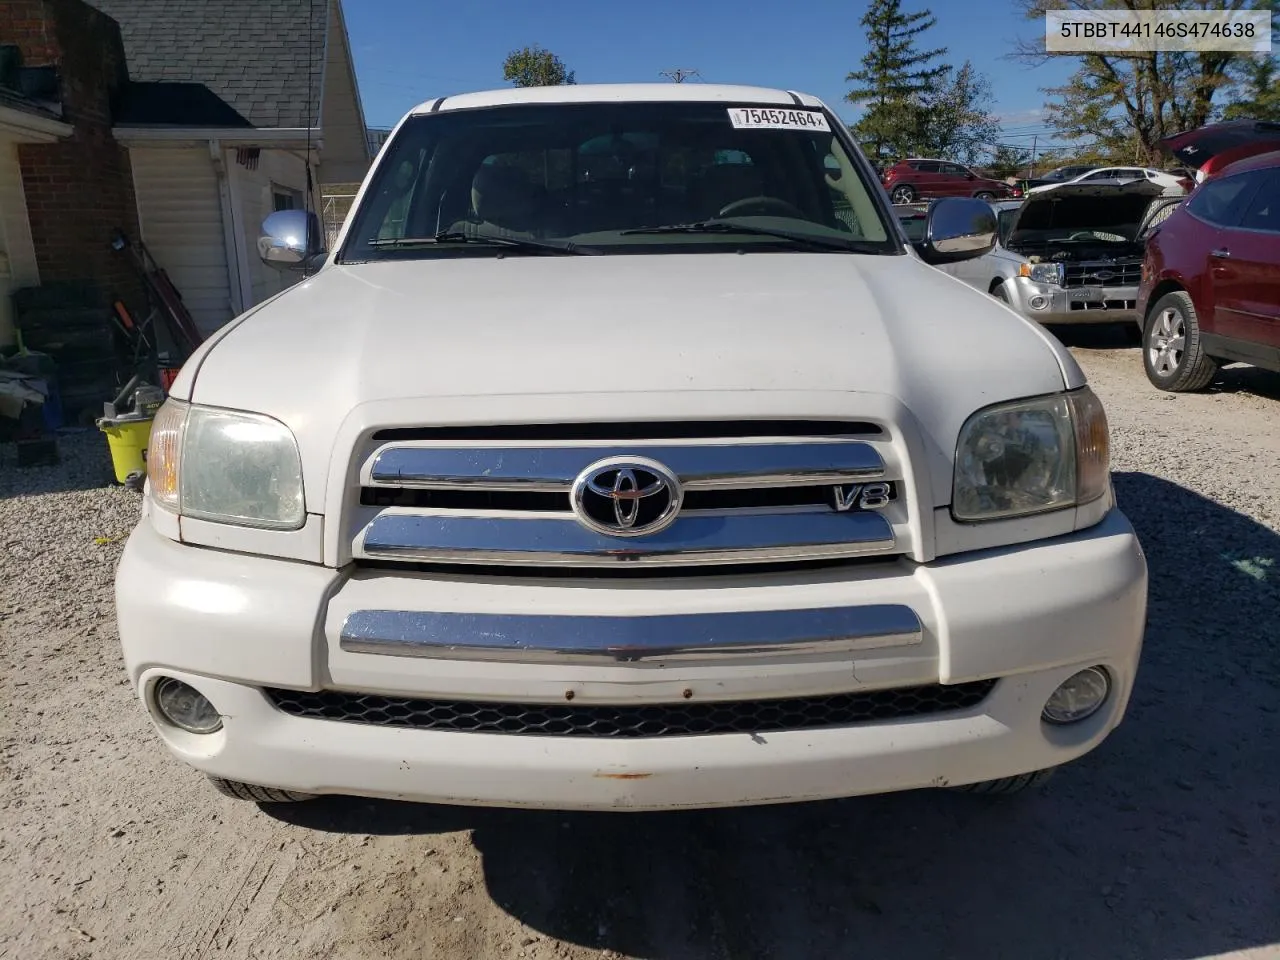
(344, 0, 1076, 151)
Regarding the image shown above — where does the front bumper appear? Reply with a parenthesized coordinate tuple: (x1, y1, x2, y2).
(1003, 276, 1141, 325)
(116, 511, 1148, 811)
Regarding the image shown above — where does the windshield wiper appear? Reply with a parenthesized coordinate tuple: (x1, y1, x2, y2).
(621, 220, 882, 253)
(369, 231, 599, 255)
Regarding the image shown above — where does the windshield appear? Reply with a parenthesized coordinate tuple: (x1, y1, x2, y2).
(339, 102, 896, 261)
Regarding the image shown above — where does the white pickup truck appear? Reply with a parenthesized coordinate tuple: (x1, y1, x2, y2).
(115, 84, 1147, 811)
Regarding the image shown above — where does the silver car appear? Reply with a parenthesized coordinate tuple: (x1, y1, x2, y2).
(916, 181, 1170, 327)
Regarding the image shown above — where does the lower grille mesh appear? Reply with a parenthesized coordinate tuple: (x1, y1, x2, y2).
(263, 681, 997, 738)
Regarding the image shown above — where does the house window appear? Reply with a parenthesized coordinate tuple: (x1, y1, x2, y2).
(273, 186, 304, 212)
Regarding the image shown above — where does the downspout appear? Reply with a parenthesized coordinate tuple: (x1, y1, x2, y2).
(210, 140, 252, 315)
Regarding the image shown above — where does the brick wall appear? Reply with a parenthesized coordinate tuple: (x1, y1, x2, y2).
(0, 0, 144, 310)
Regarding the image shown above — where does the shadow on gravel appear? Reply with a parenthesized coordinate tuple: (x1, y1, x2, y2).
(1046, 322, 1140, 351)
(0, 430, 118, 497)
(1048, 323, 1280, 400)
(269, 472, 1279, 960)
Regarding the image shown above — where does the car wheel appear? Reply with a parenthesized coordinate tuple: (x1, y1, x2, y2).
(951, 768, 1056, 795)
(1142, 291, 1218, 392)
(975, 191, 995, 201)
(890, 184, 916, 203)
(207, 776, 316, 803)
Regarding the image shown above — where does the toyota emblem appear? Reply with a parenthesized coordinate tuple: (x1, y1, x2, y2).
(571, 457, 683, 537)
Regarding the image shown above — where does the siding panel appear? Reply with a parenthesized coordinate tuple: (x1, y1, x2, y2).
(130, 145, 234, 336)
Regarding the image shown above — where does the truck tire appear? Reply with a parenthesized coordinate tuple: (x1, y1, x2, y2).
(1143, 290, 1218, 392)
(951, 767, 1056, 795)
(207, 776, 316, 803)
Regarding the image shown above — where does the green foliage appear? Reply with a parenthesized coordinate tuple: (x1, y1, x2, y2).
(989, 144, 1031, 179)
(845, 0, 949, 160)
(920, 62, 1000, 165)
(1223, 56, 1280, 122)
(1013, 0, 1278, 165)
(502, 45, 576, 88)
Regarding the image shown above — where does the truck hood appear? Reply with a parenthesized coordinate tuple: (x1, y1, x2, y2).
(186, 253, 1079, 509)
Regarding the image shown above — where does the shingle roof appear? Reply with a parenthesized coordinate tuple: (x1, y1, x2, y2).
(114, 82, 252, 127)
(88, 0, 326, 129)
(0, 86, 63, 124)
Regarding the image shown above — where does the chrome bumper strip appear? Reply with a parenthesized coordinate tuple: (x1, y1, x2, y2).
(357, 510, 896, 566)
(367, 442, 885, 492)
(339, 604, 923, 666)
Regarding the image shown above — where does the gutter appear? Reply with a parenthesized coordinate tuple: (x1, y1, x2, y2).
(112, 126, 324, 148)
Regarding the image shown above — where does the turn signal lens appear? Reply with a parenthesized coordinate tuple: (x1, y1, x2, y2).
(1068, 387, 1110, 505)
(147, 400, 189, 510)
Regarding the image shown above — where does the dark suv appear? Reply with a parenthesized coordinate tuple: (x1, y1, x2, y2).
(1138, 150, 1280, 391)
(880, 159, 1015, 204)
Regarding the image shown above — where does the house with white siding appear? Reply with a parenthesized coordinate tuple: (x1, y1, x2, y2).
(91, 0, 371, 335)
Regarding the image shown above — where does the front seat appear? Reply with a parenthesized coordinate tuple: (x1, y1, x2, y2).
(455, 163, 546, 238)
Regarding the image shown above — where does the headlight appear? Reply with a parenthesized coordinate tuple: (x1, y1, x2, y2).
(1019, 262, 1064, 285)
(146, 400, 305, 529)
(953, 387, 1109, 522)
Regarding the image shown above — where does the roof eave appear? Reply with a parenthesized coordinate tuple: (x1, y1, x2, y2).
(0, 103, 73, 142)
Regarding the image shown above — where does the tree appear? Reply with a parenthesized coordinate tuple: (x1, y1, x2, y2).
(502, 45, 575, 87)
(845, 0, 949, 160)
(989, 144, 1031, 179)
(919, 62, 1000, 164)
(1223, 56, 1280, 121)
(1013, 0, 1279, 165)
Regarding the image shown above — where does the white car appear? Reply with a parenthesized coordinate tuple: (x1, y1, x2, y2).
(1025, 166, 1189, 196)
(115, 84, 1147, 812)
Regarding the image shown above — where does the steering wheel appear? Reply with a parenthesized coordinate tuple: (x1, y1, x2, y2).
(717, 196, 807, 219)
(1066, 231, 1097, 241)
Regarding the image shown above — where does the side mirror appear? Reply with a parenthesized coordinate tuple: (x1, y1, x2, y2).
(913, 197, 997, 265)
(964, 172, 976, 180)
(257, 209, 324, 270)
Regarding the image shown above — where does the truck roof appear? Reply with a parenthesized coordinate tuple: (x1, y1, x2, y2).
(409, 83, 826, 115)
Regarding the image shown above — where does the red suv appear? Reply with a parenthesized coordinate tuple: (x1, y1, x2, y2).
(881, 158, 1016, 204)
(1138, 150, 1280, 391)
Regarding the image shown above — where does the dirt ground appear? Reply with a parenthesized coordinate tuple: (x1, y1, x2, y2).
(2, 332, 1278, 960)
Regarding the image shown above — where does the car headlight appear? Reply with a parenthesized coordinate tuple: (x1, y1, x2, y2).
(953, 387, 1109, 522)
(146, 400, 305, 529)
(1019, 262, 1064, 285)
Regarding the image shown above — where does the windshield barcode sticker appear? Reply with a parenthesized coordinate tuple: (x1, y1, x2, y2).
(728, 108, 830, 132)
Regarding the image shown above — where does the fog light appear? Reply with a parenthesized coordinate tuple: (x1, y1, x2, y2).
(1029, 295, 1049, 310)
(1042, 667, 1110, 724)
(154, 677, 222, 733)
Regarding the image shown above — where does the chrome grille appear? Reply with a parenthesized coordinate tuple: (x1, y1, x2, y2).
(350, 424, 906, 569)
(264, 681, 996, 738)
(1062, 260, 1142, 288)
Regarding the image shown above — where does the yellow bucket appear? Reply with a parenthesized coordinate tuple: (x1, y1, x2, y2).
(98, 416, 155, 484)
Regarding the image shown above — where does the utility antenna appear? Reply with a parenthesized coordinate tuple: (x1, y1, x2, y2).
(660, 68, 701, 83)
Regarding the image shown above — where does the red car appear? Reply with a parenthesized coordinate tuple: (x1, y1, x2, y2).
(1137, 149, 1280, 391)
(880, 158, 1016, 204)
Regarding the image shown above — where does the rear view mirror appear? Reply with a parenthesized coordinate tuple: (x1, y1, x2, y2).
(258, 209, 325, 270)
(913, 197, 997, 265)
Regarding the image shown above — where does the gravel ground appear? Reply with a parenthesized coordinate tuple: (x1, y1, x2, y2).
(2, 337, 1278, 960)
